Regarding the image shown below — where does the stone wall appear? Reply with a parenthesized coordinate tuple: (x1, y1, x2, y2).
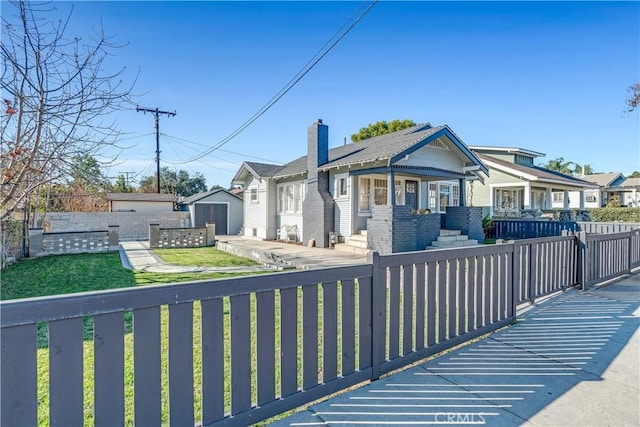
(149, 223, 215, 248)
(37, 211, 190, 240)
(29, 227, 120, 257)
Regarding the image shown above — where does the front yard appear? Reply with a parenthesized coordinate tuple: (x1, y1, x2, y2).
(1, 248, 270, 426)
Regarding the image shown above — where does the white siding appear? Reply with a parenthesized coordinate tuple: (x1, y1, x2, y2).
(243, 176, 271, 239)
(332, 172, 352, 237)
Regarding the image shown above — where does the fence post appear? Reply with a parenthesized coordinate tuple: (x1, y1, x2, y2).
(577, 231, 587, 290)
(368, 251, 385, 380)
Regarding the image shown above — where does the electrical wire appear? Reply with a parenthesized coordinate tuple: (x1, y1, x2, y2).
(175, 0, 379, 164)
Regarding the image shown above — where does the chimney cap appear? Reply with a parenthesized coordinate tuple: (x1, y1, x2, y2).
(314, 119, 323, 124)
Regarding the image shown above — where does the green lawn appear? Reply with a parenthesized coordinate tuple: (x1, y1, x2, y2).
(0, 250, 269, 426)
(153, 246, 259, 267)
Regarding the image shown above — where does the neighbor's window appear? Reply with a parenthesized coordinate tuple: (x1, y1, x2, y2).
(552, 192, 564, 202)
(250, 188, 258, 203)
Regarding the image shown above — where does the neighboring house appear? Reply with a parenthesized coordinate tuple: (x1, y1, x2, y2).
(231, 119, 488, 248)
(178, 189, 243, 235)
(106, 193, 176, 212)
(467, 147, 598, 217)
(614, 177, 640, 207)
(567, 172, 625, 208)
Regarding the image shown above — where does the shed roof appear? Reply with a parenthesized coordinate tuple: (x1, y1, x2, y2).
(106, 193, 176, 202)
(179, 188, 243, 205)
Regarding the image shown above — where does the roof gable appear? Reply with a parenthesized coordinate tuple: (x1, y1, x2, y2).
(580, 172, 624, 187)
(179, 188, 242, 205)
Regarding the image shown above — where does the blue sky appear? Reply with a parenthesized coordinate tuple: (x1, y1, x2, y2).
(25, 1, 640, 187)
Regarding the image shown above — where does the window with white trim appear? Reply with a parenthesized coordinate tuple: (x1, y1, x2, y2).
(552, 192, 564, 202)
(250, 188, 258, 203)
(374, 178, 388, 206)
(427, 181, 460, 213)
(359, 177, 371, 211)
(336, 177, 348, 197)
(277, 182, 304, 214)
(395, 180, 403, 205)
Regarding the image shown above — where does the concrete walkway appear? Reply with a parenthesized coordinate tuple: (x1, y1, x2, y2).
(273, 274, 640, 426)
(118, 240, 276, 273)
(119, 236, 369, 273)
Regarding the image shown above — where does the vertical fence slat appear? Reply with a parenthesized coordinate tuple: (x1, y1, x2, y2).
(426, 262, 437, 347)
(302, 285, 318, 389)
(438, 261, 447, 342)
(323, 281, 338, 382)
(202, 298, 225, 423)
(388, 266, 400, 359)
(256, 291, 275, 406)
(475, 255, 483, 328)
(467, 256, 476, 332)
(402, 265, 413, 355)
(280, 287, 298, 397)
(499, 253, 507, 320)
(482, 255, 491, 326)
(491, 254, 500, 322)
(231, 294, 251, 415)
(1, 324, 37, 426)
(94, 312, 125, 427)
(169, 302, 195, 424)
(458, 258, 466, 335)
(415, 263, 425, 350)
(134, 306, 161, 426)
(358, 276, 373, 369)
(49, 317, 84, 427)
(448, 259, 457, 339)
(529, 243, 537, 301)
(342, 279, 356, 375)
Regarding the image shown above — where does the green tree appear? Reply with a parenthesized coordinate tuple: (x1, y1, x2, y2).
(0, 0, 135, 222)
(541, 157, 575, 175)
(629, 171, 640, 178)
(351, 119, 416, 142)
(112, 175, 134, 193)
(626, 82, 640, 112)
(138, 167, 206, 197)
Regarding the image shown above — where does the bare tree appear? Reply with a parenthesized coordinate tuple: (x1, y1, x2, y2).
(1, 0, 135, 222)
(627, 82, 640, 112)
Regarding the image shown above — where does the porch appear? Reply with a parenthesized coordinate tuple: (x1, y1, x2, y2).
(491, 183, 589, 218)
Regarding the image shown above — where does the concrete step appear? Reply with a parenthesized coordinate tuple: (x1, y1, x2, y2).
(430, 239, 479, 248)
(344, 237, 368, 249)
(358, 230, 368, 238)
(439, 229, 461, 237)
(437, 234, 470, 242)
(333, 243, 371, 255)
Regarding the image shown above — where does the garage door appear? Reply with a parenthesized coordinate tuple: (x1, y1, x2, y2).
(194, 204, 228, 235)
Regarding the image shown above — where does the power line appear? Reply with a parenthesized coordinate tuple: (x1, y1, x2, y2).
(162, 133, 282, 164)
(176, 0, 379, 164)
(136, 106, 177, 193)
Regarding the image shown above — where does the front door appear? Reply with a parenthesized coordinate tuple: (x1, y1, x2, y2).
(405, 180, 418, 210)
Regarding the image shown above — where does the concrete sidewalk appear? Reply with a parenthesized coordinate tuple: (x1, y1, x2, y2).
(273, 274, 640, 426)
(118, 240, 276, 273)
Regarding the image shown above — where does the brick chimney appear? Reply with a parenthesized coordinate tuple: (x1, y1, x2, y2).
(302, 119, 334, 247)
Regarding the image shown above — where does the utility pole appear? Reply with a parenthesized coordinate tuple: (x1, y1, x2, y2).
(136, 106, 176, 193)
(118, 171, 135, 188)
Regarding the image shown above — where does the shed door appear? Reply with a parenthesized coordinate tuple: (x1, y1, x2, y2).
(195, 204, 228, 234)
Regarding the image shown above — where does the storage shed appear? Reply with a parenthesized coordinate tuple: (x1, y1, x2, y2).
(178, 189, 243, 235)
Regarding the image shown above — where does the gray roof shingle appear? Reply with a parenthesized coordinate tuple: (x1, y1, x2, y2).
(477, 154, 596, 187)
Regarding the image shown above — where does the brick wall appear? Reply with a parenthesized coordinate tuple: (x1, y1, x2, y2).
(367, 205, 444, 254)
(38, 211, 190, 240)
(445, 206, 484, 242)
(29, 228, 119, 257)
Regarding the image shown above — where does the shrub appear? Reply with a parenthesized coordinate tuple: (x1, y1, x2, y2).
(587, 207, 640, 222)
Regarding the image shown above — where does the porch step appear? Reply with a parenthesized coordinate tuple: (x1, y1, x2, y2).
(345, 233, 368, 249)
(439, 229, 461, 237)
(431, 239, 479, 248)
(333, 243, 370, 255)
(437, 234, 470, 242)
